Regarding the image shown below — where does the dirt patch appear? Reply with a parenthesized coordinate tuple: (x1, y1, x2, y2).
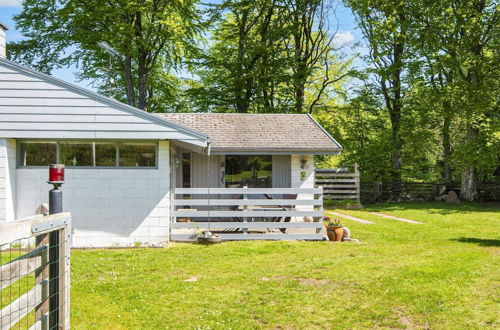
(184, 276, 199, 282)
(298, 278, 330, 286)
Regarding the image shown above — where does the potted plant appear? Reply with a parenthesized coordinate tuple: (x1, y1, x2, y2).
(196, 230, 222, 244)
(324, 216, 344, 241)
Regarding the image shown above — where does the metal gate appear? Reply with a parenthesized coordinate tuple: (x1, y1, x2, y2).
(0, 213, 71, 329)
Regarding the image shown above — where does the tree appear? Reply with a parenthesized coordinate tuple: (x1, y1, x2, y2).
(9, 0, 201, 111)
(345, 0, 415, 199)
(188, 0, 350, 113)
(416, 0, 499, 200)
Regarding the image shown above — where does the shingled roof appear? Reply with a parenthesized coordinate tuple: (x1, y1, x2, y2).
(156, 113, 342, 154)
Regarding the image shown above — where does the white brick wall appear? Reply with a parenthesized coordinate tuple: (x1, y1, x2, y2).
(0, 139, 17, 223)
(15, 140, 171, 247)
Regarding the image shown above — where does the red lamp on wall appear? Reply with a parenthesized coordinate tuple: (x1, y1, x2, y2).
(48, 164, 65, 184)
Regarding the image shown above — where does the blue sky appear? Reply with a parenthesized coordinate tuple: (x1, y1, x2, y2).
(0, 0, 362, 90)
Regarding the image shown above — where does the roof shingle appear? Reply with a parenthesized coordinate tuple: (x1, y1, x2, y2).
(156, 113, 341, 153)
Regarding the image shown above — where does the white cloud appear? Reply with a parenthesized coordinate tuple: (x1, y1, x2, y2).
(333, 31, 355, 47)
(0, 0, 22, 7)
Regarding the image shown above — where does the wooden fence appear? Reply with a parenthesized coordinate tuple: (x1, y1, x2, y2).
(0, 213, 71, 330)
(315, 165, 360, 202)
(360, 182, 499, 203)
(171, 187, 324, 241)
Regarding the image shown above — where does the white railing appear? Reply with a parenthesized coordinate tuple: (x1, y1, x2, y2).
(171, 187, 324, 241)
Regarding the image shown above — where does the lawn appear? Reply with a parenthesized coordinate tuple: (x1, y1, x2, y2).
(71, 202, 499, 329)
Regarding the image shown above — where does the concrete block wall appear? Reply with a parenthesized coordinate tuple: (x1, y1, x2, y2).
(291, 154, 315, 212)
(0, 138, 16, 223)
(15, 140, 171, 247)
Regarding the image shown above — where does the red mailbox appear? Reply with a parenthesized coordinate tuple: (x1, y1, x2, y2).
(48, 164, 65, 183)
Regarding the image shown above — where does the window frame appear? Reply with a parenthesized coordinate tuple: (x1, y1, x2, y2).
(16, 140, 159, 169)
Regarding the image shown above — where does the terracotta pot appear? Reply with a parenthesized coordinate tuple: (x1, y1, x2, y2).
(326, 226, 344, 241)
(196, 236, 222, 245)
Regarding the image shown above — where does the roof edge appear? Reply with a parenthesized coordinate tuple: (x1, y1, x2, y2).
(306, 114, 342, 150)
(0, 58, 208, 143)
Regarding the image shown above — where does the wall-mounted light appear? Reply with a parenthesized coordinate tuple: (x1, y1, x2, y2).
(173, 154, 182, 168)
(300, 158, 308, 169)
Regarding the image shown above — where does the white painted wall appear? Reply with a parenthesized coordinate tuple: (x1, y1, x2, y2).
(14, 140, 171, 247)
(291, 154, 315, 212)
(0, 138, 16, 223)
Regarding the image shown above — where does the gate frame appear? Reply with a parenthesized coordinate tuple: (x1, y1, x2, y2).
(0, 212, 71, 330)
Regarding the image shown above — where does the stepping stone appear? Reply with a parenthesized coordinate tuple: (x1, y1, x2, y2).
(369, 212, 422, 224)
(328, 211, 374, 224)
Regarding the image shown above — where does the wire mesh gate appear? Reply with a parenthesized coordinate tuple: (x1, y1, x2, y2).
(0, 213, 71, 330)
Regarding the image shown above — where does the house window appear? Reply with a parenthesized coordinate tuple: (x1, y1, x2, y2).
(18, 141, 157, 168)
(119, 143, 156, 167)
(18, 142, 57, 166)
(225, 155, 272, 187)
(59, 142, 93, 166)
(95, 143, 117, 166)
(182, 153, 191, 188)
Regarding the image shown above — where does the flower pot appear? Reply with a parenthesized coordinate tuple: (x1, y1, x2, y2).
(326, 226, 344, 241)
(196, 235, 221, 245)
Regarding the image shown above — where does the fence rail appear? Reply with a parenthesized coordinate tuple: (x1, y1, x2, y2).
(0, 212, 71, 330)
(315, 165, 360, 201)
(172, 187, 324, 241)
(359, 181, 499, 203)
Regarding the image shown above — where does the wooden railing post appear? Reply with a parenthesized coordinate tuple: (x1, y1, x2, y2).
(242, 185, 248, 234)
(35, 233, 49, 330)
(316, 187, 324, 235)
(48, 229, 60, 329)
(58, 225, 70, 330)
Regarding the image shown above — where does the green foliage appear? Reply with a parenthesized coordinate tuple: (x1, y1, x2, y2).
(186, 0, 352, 113)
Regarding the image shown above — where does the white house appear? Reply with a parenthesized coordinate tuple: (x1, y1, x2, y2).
(0, 24, 341, 247)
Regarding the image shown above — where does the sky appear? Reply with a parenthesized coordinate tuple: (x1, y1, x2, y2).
(0, 0, 362, 90)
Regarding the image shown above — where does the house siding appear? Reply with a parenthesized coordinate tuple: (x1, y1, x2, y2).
(0, 61, 206, 145)
(291, 154, 315, 211)
(0, 138, 16, 223)
(13, 140, 171, 247)
(191, 153, 224, 188)
(272, 155, 291, 188)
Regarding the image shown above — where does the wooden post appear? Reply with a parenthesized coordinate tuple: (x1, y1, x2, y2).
(316, 187, 323, 235)
(59, 224, 71, 329)
(34, 233, 49, 330)
(48, 230, 60, 329)
(354, 163, 360, 202)
(242, 186, 248, 234)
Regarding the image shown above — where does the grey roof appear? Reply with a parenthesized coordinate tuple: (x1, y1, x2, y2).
(157, 113, 342, 154)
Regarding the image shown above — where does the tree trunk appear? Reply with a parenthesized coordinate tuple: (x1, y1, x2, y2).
(442, 101, 453, 184)
(460, 125, 479, 201)
(461, 164, 478, 201)
(235, 9, 249, 113)
(123, 55, 136, 107)
(390, 114, 403, 199)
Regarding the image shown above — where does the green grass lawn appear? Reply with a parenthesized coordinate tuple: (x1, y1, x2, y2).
(71, 202, 499, 329)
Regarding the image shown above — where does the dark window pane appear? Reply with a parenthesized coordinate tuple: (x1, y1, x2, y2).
(59, 142, 92, 166)
(182, 153, 191, 188)
(95, 143, 117, 166)
(119, 143, 156, 167)
(225, 155, 272, 187)
(19, 142, 56, 166)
